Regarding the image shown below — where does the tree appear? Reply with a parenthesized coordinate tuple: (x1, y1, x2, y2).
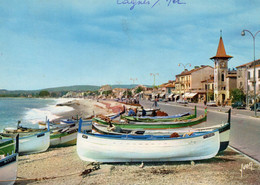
(230, 88, 245, 103)
(135, 86, 143, 94)
(123, 90, 132, 98)
(39, 90, 50, 97)
(103, 90, 112, 97)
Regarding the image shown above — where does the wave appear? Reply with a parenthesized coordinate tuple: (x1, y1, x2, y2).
(23, 98, 76, 124)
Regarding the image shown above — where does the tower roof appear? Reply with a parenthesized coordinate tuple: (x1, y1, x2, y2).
(210, 36, 233, 60)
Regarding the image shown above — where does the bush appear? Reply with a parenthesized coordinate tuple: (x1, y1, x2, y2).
(39, 90, 50, 97)
(230, 88, 245, 103)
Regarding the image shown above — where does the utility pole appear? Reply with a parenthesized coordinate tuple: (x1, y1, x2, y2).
(150, 73, 159, 87)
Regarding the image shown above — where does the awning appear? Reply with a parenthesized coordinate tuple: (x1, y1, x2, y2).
(160, 92, 166, 97)
(174, 95, 179, 99)
(183, 93, 198, 98)
(168, 93, 174, 98)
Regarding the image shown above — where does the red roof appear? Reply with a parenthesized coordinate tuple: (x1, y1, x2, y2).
(236, 59, 260, 68)
(176, 65, 213, 77)
(210, 37, 233, 60)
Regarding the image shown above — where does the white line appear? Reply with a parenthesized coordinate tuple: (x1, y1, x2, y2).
(229, 146, 260, 166)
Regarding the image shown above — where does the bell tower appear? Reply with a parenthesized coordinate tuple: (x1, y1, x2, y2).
(210, 31, 233, 105)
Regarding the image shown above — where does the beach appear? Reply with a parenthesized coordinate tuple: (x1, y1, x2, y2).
(15, 99, 260, 185)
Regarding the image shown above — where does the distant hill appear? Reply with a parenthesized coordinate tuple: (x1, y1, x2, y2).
(0, 84, 153, 96)
(42, 85, 100, 92)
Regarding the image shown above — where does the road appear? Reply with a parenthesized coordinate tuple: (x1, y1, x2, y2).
(140, 100, 260, 162)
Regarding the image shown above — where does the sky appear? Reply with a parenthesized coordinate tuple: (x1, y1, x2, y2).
(0, 0, 260, 90)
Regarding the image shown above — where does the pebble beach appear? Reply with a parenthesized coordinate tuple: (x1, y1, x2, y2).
(15, 99, 260, 185)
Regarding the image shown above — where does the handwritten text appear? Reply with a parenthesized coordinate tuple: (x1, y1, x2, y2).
(117, 0, 186, 10)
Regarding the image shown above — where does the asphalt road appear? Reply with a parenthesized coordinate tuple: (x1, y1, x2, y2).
(140, 100, 260, 162)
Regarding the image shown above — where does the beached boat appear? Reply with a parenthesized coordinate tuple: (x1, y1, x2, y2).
(77, 119, 220, 162)
(121, 107, 195, 122)
(0, 138, 15, 156)
(93, 108, 207, 130)
(2, 124, 50, 155)
(136, 108, 160, 116)
(50, 120, 92, 147)
(92, 109, 231, 153)
(0, 135, 19, 185)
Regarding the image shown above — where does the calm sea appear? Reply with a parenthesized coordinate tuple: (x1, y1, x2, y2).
(0, 98, 74, 132)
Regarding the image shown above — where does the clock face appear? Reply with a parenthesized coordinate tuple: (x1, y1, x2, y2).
(220, 62, 226, 68)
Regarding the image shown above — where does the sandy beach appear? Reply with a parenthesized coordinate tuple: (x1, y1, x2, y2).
(15, 99, 260, 185)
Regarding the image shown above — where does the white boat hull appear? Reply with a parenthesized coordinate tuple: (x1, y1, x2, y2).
(77, 131, 220, 163)
(19, 132, 50, 155)
(0, 153, 18, 185)
(50, 132, 77, 146)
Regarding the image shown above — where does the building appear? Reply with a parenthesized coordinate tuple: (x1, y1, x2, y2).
(210, 35, 237, 105)
(160, 81, 176, 100)
(236, 59, 260, 103)
(174, 65, 214, 102)
(201, 75, 214, 101)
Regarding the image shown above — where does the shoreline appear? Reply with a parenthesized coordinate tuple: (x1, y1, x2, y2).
(12, 99, 260, 184)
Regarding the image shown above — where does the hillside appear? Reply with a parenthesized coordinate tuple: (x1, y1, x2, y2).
(0, 84, 152, 96)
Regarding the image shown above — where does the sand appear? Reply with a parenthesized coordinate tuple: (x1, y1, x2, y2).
(15, 99, 260, 185)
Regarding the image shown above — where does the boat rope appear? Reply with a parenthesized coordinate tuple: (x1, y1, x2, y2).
(0, 162, 100, 183)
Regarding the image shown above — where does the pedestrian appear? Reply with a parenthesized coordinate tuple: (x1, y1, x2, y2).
(152, 98, 158, 107)
(128, 108, 136, 116)
(141, 106, 146, 117)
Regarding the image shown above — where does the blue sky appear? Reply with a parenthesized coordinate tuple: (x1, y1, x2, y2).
(0, 0, 260, 90)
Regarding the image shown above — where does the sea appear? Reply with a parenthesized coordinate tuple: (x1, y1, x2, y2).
(0, 98, 75, 132)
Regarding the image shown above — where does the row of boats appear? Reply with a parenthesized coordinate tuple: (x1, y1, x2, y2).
(77, 107, 231, 162)
(0, 105, 231, 184)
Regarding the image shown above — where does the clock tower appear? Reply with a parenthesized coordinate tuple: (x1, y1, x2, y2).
(210, 32, 233, 105)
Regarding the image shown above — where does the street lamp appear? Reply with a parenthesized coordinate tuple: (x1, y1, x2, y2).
(178, 63, 191, 70)
(241, 29, 260, 117)
(130, 78, 138, 84)
(150, 73, 159, 87)
(178, 63, 192, 100)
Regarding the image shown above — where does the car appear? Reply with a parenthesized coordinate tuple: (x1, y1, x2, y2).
(206, 101, 218, 107)
(250, 103, 260, 111)
(231, 101, 246, 109)
(177, 99, 188, 104)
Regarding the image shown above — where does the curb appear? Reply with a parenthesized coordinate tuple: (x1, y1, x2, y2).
(229, 146, 260, 165)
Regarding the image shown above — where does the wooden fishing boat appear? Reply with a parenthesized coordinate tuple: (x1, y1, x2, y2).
(0, 138, 15, 156)
(121, 107, 196, 122)
(77, 120, 220, 162)
(92, 109, 231, 153)
(2, 124, 50, 155)
(50, 120, 92, 147)
(0, 135, 19, 185)
(93, 108, 207, 130)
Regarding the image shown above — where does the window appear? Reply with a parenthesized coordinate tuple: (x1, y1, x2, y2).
(240, 82, 242, 87)
(205, 84, 207, 90)
(221, 73, 225, 81)
(248, 71, 251, 79)
(258, 70, 260, 78)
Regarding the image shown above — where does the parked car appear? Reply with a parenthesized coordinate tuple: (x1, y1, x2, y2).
(231, 101, 246, 109)
(206, 101, 217, 107)
(177, 99, 188, 104)
(250, 103, 260, 111)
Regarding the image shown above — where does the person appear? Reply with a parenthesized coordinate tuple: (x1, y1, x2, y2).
(128, 108, 136, 116)
(141, 106, 146, 117)
(152, 98, 158, 107)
